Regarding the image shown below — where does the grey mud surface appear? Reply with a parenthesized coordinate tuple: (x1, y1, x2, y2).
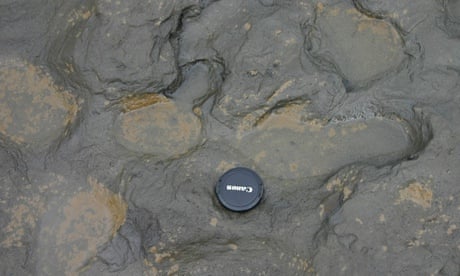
(0, 0, 459, 275)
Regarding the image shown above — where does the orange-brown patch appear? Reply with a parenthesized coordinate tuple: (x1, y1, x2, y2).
(399, 181, 433, 209)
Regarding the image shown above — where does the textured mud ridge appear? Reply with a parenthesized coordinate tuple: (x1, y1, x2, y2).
(1, 0, 459, 275)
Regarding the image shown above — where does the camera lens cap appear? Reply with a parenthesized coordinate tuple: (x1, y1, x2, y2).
(215, 167, 264, 212)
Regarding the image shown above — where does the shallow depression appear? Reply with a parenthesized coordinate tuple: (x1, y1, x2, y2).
(222, 100, 430, 179)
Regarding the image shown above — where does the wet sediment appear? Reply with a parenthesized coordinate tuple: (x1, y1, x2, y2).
(0, 0, 459, 275)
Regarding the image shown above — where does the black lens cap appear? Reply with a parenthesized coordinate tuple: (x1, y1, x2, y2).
(215, 167, 264, 212)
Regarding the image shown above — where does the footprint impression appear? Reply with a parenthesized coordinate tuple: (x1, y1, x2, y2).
(106, 1, 431, 273)
(0, 1, 433, 274)
(100, 1, 431, 273)
(210, 3, 423, 179)
(112, 2, 429, 179)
